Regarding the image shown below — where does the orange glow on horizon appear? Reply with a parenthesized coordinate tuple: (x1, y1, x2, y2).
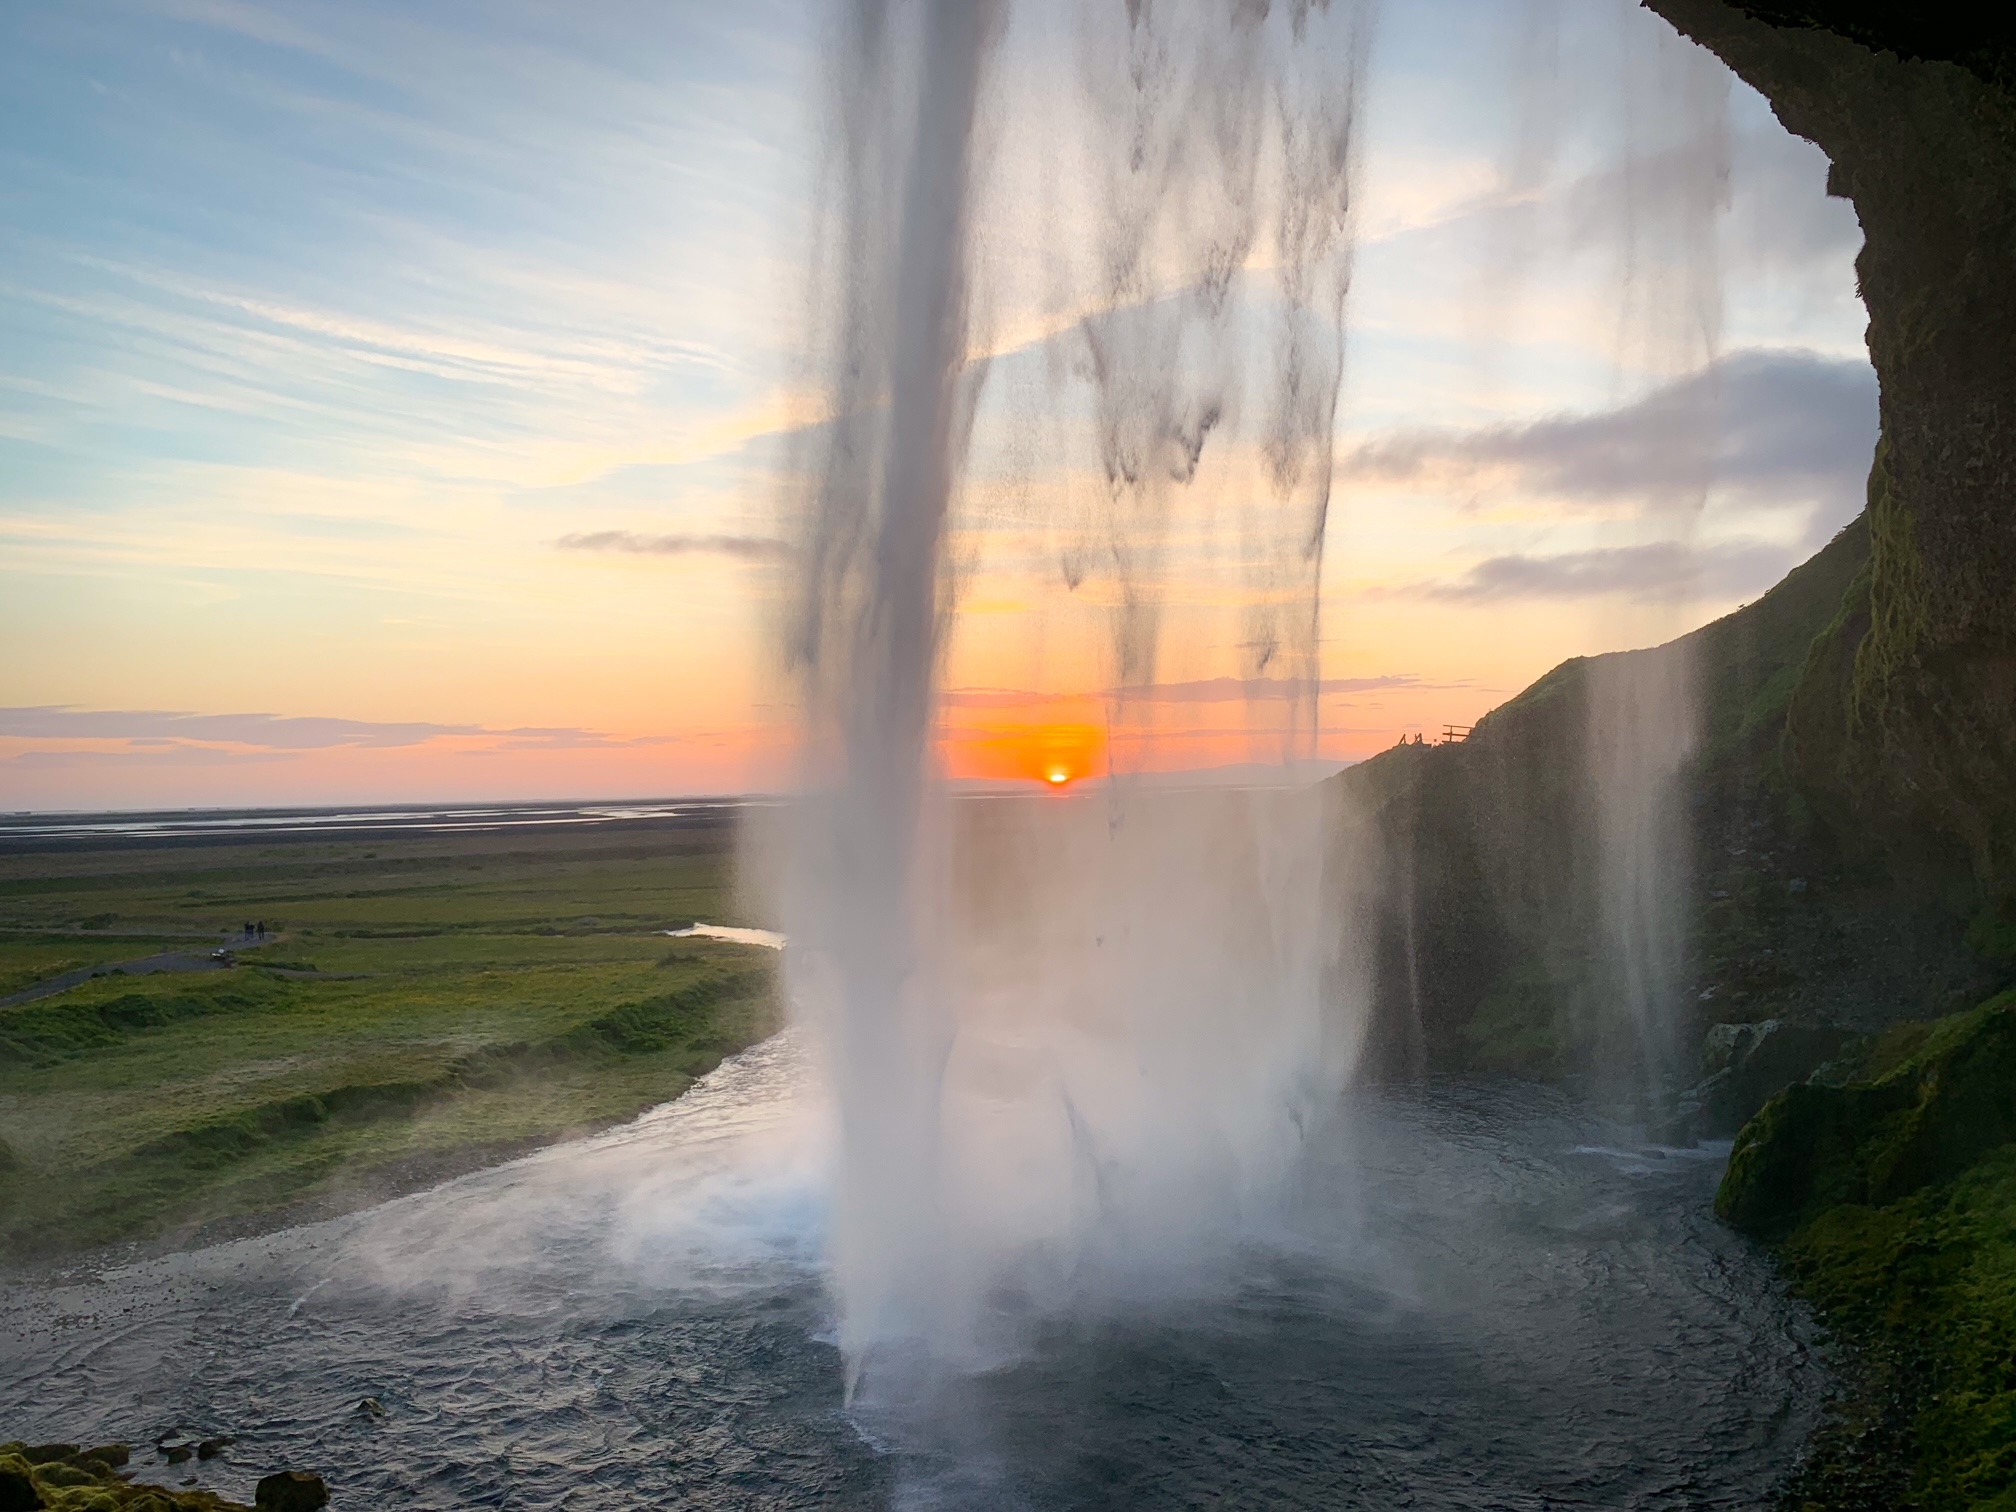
(947, 716, 1106, 787)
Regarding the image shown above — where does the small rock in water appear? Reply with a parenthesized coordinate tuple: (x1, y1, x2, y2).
(164, 1445, 194, 1464)
(197, 1436, 234, 1460)
(256, 1469, 330, 1512)
(354, 1396, 389, 1420)
(256, 1475, 330, 1507)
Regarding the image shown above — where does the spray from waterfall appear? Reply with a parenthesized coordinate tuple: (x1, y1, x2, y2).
(1485, 1, 1733, 1097)
(1586, 18, 1729, 1098)
(780, 0, 1375, 1391)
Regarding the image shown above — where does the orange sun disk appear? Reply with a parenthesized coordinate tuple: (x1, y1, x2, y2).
(944, 716, 1104, 788)
(1031, 722, 1101, 789)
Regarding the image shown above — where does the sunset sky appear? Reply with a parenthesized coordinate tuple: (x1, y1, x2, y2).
(0, 0, 1872, 811)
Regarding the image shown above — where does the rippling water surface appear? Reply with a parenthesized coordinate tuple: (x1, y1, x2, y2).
(0, 1035, 1822, 1509)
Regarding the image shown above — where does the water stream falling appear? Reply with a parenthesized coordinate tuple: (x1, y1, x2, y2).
(780, 0, 1376, 1391)
(1566, 11, 1731, 1099)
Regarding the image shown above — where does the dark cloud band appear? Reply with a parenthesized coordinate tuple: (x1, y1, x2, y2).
(557, 530, 792, 560)
(1342, 348, 1877, 517)
(1415, 538, 1791, 603)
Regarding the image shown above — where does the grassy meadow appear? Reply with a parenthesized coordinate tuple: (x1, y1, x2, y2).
(0, 811, 781, 1264)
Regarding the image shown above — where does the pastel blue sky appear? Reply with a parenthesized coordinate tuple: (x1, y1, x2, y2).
(0, 0, 1871, 808)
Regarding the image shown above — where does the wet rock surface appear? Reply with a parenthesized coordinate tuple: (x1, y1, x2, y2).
(1715, 990, 2016, 1507)
(0, 1439, 281, 1511)
(251, 1473, 325, 1512)
(1683, 1018, 1858, 1134)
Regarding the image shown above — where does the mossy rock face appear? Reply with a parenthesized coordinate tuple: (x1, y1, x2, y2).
(0, 1445, 250, 1512)
(1718, 990, 2016, 1235)
(1712, 991, 2016, 1505)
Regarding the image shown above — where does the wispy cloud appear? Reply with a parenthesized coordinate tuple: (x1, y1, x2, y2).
(1112, 675, 1455, 702)
(0, 707, 479, 750)
(556, 529, 793, 560)
(1407, 539, 1791, 603)
(7, 746, 296, 770)
(941, 674, 1452, 710)
(0, 707, 652, 753)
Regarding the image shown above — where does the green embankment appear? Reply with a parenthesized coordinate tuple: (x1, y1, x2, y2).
(1719, 992, 2016, 1508)
(0, 821, 779, 1263)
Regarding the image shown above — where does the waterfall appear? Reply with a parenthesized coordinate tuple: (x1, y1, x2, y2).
(779, 0, 1376, 1391)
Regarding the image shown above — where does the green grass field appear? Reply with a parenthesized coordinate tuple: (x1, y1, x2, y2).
(0, 813, 780, 1263)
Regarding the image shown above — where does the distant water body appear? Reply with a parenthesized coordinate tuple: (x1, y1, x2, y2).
(0, 800, 751, 847)
(0, 1034, 1824, 1510)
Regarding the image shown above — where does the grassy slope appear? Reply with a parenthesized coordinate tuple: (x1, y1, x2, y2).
(0, 820, 780, 1262)
(1719, 991, 2016, 1508)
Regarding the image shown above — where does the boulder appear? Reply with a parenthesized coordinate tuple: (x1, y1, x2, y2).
(24, 1464, 94, 1489)
(1719, 991, 2016, 1235)
(254, 1471, 328, 1512)
(1690, 1018, 1856, 1133)
(0, 1456, 43, 1512)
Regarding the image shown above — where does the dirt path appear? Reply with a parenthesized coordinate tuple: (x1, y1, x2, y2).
(0, 932, 322, 1009)
(0, 951, 234, 1008)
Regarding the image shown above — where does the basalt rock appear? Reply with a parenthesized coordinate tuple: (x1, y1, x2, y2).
(251, 1473, 326, 1512)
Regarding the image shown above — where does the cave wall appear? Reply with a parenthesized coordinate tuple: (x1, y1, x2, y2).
(1643, 0, 2016, 915)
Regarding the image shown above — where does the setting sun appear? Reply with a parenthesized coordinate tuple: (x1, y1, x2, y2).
(1045, 764, 1071, 786)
